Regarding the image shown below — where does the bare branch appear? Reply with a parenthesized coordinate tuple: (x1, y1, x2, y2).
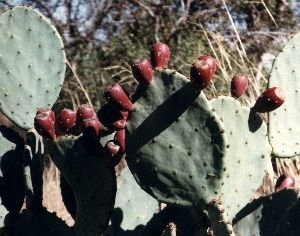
(84, 0, 113, 40)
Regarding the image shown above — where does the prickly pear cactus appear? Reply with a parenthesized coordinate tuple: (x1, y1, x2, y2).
(0, 6, 66, 129)
(233, 189, 300, 236)
(210, 96, 271, 218)
(268, 32, 300, 157)
(46, 134, 116, 236)
(126, 69, 228, 208)
(110, 167, 159, 231)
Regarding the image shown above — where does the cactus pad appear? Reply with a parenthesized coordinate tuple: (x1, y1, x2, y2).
(126, 69, 228, 208)
(46, 135, 116, 236)
(268, 32, 300, 157)
(0, 6, 66, 129)
(233, 189, 300, 236)
(210, 96, 271, 218)
(111, 167, 158, 231)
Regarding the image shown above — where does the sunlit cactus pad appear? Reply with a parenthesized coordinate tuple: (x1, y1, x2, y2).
(126, 69, 228, 207)
(0, 6, 66, 129)
(268, 32, 300, 157)
(110, 167, 159, 231)
(210, 96, 271, 218)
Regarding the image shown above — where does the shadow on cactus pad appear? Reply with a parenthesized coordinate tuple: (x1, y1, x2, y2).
(6, 208, 72, 236)
(0, 126, 25, 215)
(233, 189, 300, 236)
(106, 208, 144, 236)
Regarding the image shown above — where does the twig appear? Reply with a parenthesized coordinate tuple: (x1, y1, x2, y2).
(66, 60, 93, 107)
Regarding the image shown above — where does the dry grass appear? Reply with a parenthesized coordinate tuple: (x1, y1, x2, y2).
(42, 155, 74, 226)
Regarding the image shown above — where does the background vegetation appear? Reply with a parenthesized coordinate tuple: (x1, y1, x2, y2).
(1, 0, 298, 108)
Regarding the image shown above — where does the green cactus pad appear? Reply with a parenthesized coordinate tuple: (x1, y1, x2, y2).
(111, 167, 159, 231)
(268, 32, 300, 157)
(233, 189, 300, 236)
(210, 96, 271, 218)
(126, 69, 228, 208)
(46, 135, 116, 236)
(0, 130, 16, 162)
(0, 6, 66, 129)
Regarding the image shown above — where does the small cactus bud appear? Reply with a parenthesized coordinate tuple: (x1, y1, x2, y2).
(131, 58, 153, 86)
(34, 109, 56, 140)
(104, 83, 134, 111)
(231, 75, 248, 98)
(150, 42, 170, 69)
(190, 59, 214, 91)
(253, 87, 285, 113)
(57, 108, 76, 134)
(275, 174, 295, 191)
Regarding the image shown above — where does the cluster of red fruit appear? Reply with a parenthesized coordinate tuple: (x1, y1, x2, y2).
(34, 82, 134, 166)
(131, 41, 218, 91)
(34, 106, 100, 141)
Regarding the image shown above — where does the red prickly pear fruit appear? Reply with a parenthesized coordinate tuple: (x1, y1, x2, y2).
(113, 119, 126, 130)
(198, 55, 217, 74)
(231, 75, 248, 98)
(82, 118, 102, 137)
(106, 141, 120, 156)
(105, 141, 122, 167)
(275, 174, 296, 192)
(112, 110, 128, 130)
(36, 108, 55, 122)
(120, 110, 129, 120)
(76, 104, 97, 127)
(190, 59, 213, 91)
(104, 83, 134, 111)
(97, 104, 128, 131)
(114, 129, 125, 153)
(253, 87, 285, 113)
(131, 58, 153, 86)
(57, 108, 77, 134)
(82, 117, 101, 135)
(150, 42, 170, 69)
(34, 110, 56, 140)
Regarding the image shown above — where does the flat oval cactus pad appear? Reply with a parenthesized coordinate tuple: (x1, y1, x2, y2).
(0, 6, 66, 129)
(126, 69, 228, 208)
